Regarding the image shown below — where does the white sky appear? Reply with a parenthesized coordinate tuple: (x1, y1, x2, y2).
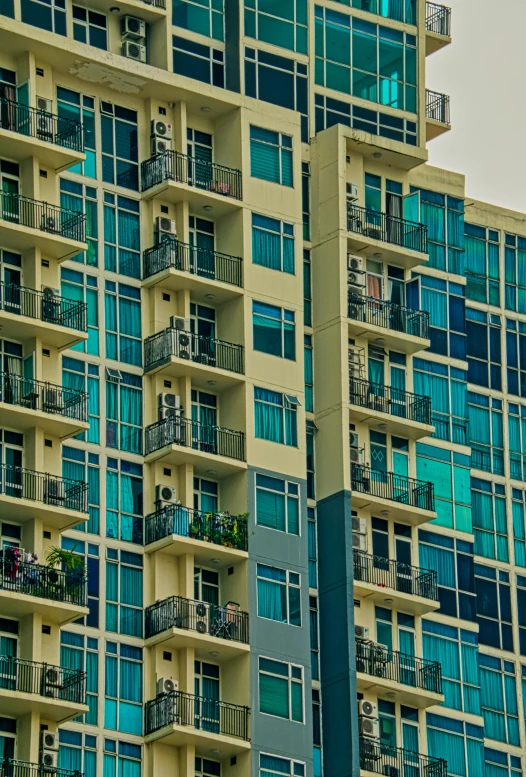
(426, 0, 526, 213)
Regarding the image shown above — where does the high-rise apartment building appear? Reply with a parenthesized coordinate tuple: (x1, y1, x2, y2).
(0, 2, 523, 777)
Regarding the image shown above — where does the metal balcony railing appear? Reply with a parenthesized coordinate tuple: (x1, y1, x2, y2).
(0, 282, 87, 331)
(356, 639, 442, 694)
(145, 689, 250, 739)
(0, 761, 82, 777)
(143, 238, 242, 287)
(425, 1, 451, 36)
(0, 555, 86, 607)
(348, 292, 430, 339)
(0, 465, 88, 513)
(349, 376, 431, 426)
(0, 655, 85, 704)
(0, 192, 86, 242)
(0, 97, 83, 151)
(359, 737, 447, 777)
(351, 463, 434, 511)
(0, 373, 87, 422)
(145, 416, 245, 461)
(145, 595, 249, 644)
(426, 89, 451, 125)
(347, 203, 427, 254)
(141, 151, 242, 200)
(144, 328, 244, 374)
(353, 550, 438, 601)
(144, 503, 248, 550)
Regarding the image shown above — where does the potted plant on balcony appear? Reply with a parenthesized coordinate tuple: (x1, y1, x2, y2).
(45, 545, 85, 603)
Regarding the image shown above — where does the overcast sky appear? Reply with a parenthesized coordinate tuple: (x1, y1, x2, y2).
(426, 0, 526, 213)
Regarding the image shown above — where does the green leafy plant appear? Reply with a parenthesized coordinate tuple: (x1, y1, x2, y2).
(45, 545, 85, 571)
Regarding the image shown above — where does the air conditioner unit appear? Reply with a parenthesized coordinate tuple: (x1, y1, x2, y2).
(350, 448, 362, 464)
(36, 102, 53, 139)
(44, 478, 66, 506)
(43, 387, 63, 412)
(45, 667, 62, 685)
(352, 533, 367, 552)
(156, 677, 178, 696)
(121, 40, 147, 63)
(159, 393, 180, 410)
(37, 96, 52, 112)
(41, 751, 59, 769)
(170, 316, 190, 331)
(355, 625, 369, 640)
(347, 183, 358, 201)
(348, 272, 366, 288)
(348, 254, 364, 273)
(360, 716, 379, 739)
(42, 286, 59, 297)
(156, 484, 177, 506)
(359, 699, 378, 719)
(350, 431, 359, 448)
(156, 216, 176, 237)
(151, 119, 173, 140)
(121, 15, 146, 38)
(151, 136, 171, 155)
(41, 215, 58, 233)
(352, 516, 367, 535)
(40, 731, 58, 751)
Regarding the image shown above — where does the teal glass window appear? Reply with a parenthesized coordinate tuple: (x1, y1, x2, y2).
(73, 5, 107, 48)
(106, 458, 143, 543)
(21, 0, 66, 35)
(103, 193, 140, 279)
(104, 282, 142, 366)
(104, 643, 143, 736)
(250, 125, 293, 186)
(260, 754, 305, 777)
(62, 357, 100, 447)
(504, 233, 526, 313)
(505, 318, 526, 398)
(257, 563, 301, 625)
(254, 387, 298, 446)
(0, 0, 14, 16)
(512, 489, 526, 568)
(61, 267, 99, 356)
(106, 371, 143, 455)
(57, 87, 96, 178)
(304, 334, 313, 411)
(101, 102, 138, 191)
(464, 223, 500, 305)
(416, 444, 472, 532)
(414, 359, 467, 445)
(484, 748, 522, 777)
(352, 0, 416, 25)
(252, 213, 295, 273)
(302, 162, 310, 239)
(259, 657, 303, 721)
(474, 564, 513, 651)
(420, 275, 466, 361)
(253, 301, 295, 360)
(103, 739, 141, 777)
(62, 447, 101, 538)
(60, 179, 98, 266)
(479, 655, 519, 746)
(466, 308, 501, 390)
(314, 93, 418, 145)
(422, 620, 480, 715)
(411, 187, 465, 273)
(306, 423, 315, 499)
(59, 730, 97, 775)
(60, 632, 99, 725)
(308, 508, 317, 586)
(426, 713, 484, 777)
(173, 0, 224, 40)
(467, 392, 503, 475)
(106, 547, 143, 637)
(256, 473, 299, 534)
(244, 0, 307, 54)
(173, 36, 224, 87)
(303, 249, 312, 324)
(471, 478, 507, 562)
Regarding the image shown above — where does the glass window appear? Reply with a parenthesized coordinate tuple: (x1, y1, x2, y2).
(62, 357, 100, 447)
(259, 657, 303, 722)
(106, 547, 143, 637)
(413, 187, 465, 273)
(59, 730, 97, 775)
(422, 620, 480, 715)
(474, 564, 513, 652)
(420, 275, 467, 361)
(103, 739, 141, 777)
(351, 0, 416, 24)
(57, 87, 96, 178)
(427, 713, 484, 777)
(467, 392, 503, 475)
(60, 632, 99, 726)
(414, 358, 468, 446)
(257, 563, 301, 625)
(61, 267, 99, 356)
(173, 36, 224, 88)
(304, 249, 312, 324)
(106, 458, 143, 544)
(256, 473, 299, 534)
(304, 334, 313, 411)
(106, 371, 142, 454)
(21, 0, 66, 35)
(244, 0, 307, 54)
(103, 193, 141, 279)
(315, 93, 418, 145)
(62, 444, 100, 535)
(479, 654, 519, 746)
(260, 754, 305, 777)
(250, 126, 293, 187)
(254, 387, 298, 446)
(308, 508, 317, 586)
(504, 233, 526, 314)
(101, 102, 138, 191)
(73, 5, 107, 48)
(419, 528, 476, 621)
(252, 213, 295, 273)
(105, 282, 142, 366)
(104, 642, 143, 736)
(253, 301, 295, 359)
(464, 223, 500, 306)
(173, 0, 224, 40)
(471, 478, 508, 562)
(466, 308, 501, 390)
(506, 318, 526, 398)
(60, 179, 98, 266)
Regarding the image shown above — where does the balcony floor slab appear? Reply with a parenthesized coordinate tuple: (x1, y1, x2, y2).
(0, 219, 86, 261)
(356, 671, 444, 709)
(0, 689, 87, 723)
(142, 180, 242, 218)
(142, 267, 243, 305)
(0, 402, 88, 440)
(0, 493, 86, 532)
(145, 724, 250, 758)
(353, 579, 440, 616)
(145, 533, 247, 568)
(0, 309, 87, 350)
(146, 627, 249, 662)
(346, 233, 428, 271)
(350, 491, 436, 527)
(348, 402, 434, 440)
(145, 444, 246, 478)
(347, 319, 429, 356)
(145, 355, 245, 392)
(0, 589, 88, 625)
(0, 128, 85, 171)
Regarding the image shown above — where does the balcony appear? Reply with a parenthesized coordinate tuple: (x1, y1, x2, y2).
(348, 293, 429, 354)
(0, 97, 84, 170)
(141, 152, 242, 216)
(145, 690, 250, 755)
(0, 282, 87, 349)
(0, 373, 88, 439)
(359, 737, 447, 777)
(425, 2, 452, 55)
(426, 89, 451, 141)
(0, 192, 86, 260)
(145, 417, 246, 477)
(0, 656, 86, 722)
(143, 238, 243, 301)
(356, 640, 443, 708)
(0, 761, 82, 777)
(0, 465, 88, 531)
(84, 0, 166, 20)
(145, 503, 248, 564)
(0, 555, 87, 624)
(144, 328, 244, 391)
(347, 203, 427, 268)
(353, 550, 439, 615)
(349, 377, 433, 440)
(145, 596, 249, 661)
(351, 464, 435, 525)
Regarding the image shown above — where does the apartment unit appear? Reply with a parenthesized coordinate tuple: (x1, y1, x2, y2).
(0, 1, 523, 777)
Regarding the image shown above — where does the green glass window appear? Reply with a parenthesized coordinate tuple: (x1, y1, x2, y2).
(104, 642, 143, 736)
(57, 87, 96, 178)
(106, 547, 143, 637)
(106, 372, 143, 455)
(259, 657, 303, 721)
(256, 473, 300, 534)
(106, 458, 143, 543)
(252, 214, 295, 273)
(352, 0, 416, 24)
(21, 0, 66, 35)
(254, 387, 298, 446)
(244, 0, 307, 54)
(257, 563, 301, 625)
(104, 282, 142, 366)
(61, 267, 99, 356)
(250, 126, 293, 186)
(103, 193, 140, 279)
(60, 178, 98, 266)
(253, 301, 295, 360)
(62, 356, 100, 447)
(173, 0, 224, 40)
(61, 632, 99, 725)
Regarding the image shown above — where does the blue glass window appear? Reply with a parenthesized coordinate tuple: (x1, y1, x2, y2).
(504, 233, 526, 314)
(60, 632, 99, 725)
(105, 282, 142, 366)
(479, 654, 519, 745)
(253, 301, 295, 360)
(254, 387, 298, 446)
(173, 0, 224, 40)
(59, 730, 97, 775)
(106, 458, 143, 543)
(21, 0, 66, 34)
(106, 372, 143, 455)
(250, 126, 293, 186)
(101, 102, 138, 191)
(465, 223, 500, 305)
(412, 188, 465, 273)
(474, 564, 513, 652)
(257, 563, 301, 625)
(466, 308, 501, 390)
(60, 179, 98, 266)
(351, 0, 416, 24)
(62, 443, 100, 535)
(104, 642, 143, 736)
(256, 473, 300, 534)
(73, 5, 107, 48)
(244, 0, 307, 54)
(61, 267, 99, 356)
(173, 36, 224, 87)
(57, 87, 96, 178)
(471, 477, 507, 562)
(106, 547, 143, 637)
(467, 392, 504, 475)
(252, 214, 295, 273)
(103, 193, 141, 279)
